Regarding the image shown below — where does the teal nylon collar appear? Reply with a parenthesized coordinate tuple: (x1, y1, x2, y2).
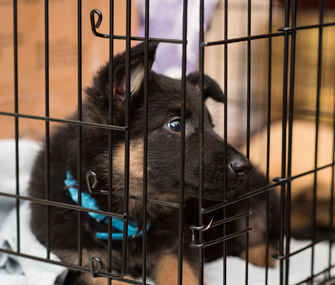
(64, 170, 149, 240)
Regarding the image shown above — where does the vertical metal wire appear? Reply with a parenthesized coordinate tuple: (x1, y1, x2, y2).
(44, 0, 51, 260)
(285, 0, 298, 283)
(107, 0, 115, 283)
(279, 0, 290, 282)
(122, 0, 132, 275)
(13, 0, 20, 254)
(329, 54, 335, 271)
(178, 0, 188, 283)
(264, 1, 273, 283)
(311, 0, 325, 281)
(76, 0, 83, 267)
(245, 0, 252, 283)
(246, 0, 251, 161)
(223, 0, 228, 283)
(199, 0, 205, 283)
(142, 0, 150, 283)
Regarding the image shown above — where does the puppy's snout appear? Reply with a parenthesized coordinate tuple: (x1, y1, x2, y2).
(229, 157, 252, 178)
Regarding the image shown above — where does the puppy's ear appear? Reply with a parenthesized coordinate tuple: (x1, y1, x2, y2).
(86, 42, 158, 107)
(113, 42, 158, 103)
(186, 72, 225, 103)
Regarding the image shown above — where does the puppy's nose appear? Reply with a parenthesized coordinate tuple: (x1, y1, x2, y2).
(229, 158, 252, 177)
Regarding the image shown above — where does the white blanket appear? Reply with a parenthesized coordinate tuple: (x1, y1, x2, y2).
(0, 140, 67, 285)
(0, 139, 333, 284)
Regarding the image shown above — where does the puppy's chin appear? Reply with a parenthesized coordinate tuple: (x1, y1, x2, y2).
(202, 188, 241, 201)
(184, 185, 244, 202)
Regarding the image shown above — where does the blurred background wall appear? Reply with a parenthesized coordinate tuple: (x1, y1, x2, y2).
(0, 0, 138, 139)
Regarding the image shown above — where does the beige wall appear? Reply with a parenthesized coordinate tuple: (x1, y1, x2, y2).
(0, 0, 138, 139)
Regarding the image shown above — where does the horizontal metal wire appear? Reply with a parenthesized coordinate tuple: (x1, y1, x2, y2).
(113, 35, 183, 44)
(205, 22, 335, 47)
(0, 111, 127, 131)
(90, 9, 183, 44)
(273, 162, 335, 184)
(294, 264, 335, 285)
(202, 161, 335, 214)
(202, 183, 281, 214)
(220, 98, 335, 120)
(273, 233, 335, 261)
(204, 32, 284, 46)
(113, 192, 179, 208)
(0, 247, 146, 284)
(190, 210, 252, 232)
(0, 191, 124, 219)
(278, 22, 335, 32)
(316, 274, 335, 285)
(0, 190, 179, 210)
(190, 228, 251, 248)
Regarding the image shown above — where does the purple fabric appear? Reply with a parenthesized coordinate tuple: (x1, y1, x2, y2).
(137, 0, 218, 78)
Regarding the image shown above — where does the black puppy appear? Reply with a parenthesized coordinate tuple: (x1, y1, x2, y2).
(29, 43, 278, 284)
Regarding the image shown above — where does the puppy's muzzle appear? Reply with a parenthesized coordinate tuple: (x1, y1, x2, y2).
(228, 156, 252, 178)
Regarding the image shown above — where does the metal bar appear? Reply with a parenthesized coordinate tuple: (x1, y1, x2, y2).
(107, 0, 115, 281)
(0, 112, 128, 131)
(274, 233, 335, 261)
(199, 0, 205, 283)
(311, 0, 324, 281)
(0, 248, 146, 285)
(285, 0, 298, 282)
(328, 44, 335, 272)
(142, 0, 150, 283)
(118, 0, 132, 278)
(0, 192, 124, 218)
(112, 193, 180, 208)
(204, 22, 335, 47)
(202, 183, 280, 214)
(112, 35, 183, 44)
(4, 97, 335, 128)
(89, 26, 183, 43)
(198, 97, 334, 120)
(222, 0, 228, 283)
(190, 228, 252, 249)
(190, 211, 252, 232)
(0, 189, 180, 208)
(294, 264, 335, 285)
(277, 22, 335, 32)
(13, 0, 20, 254)
(178, 0, 188, 283)
(76, 0, 83, 267)
(279, 0, 290, 282)
(44, 0, 51, 260)
(205, 32, 284, 46)
(245, 0, 252, 282)
(275, 163, 335, 183)
(265, 0, 273, 283)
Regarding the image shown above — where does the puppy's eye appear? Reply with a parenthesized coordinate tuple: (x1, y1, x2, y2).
(168, 119, 181, 132)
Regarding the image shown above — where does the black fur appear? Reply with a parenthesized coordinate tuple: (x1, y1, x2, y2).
(29, 42, 279, 284)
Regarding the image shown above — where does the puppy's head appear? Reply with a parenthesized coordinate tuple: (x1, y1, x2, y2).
(85, 43, 251, 204)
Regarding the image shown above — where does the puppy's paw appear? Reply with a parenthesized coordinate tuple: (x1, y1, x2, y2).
(154, 254, 197, 285)
(240, 244, 277, 268)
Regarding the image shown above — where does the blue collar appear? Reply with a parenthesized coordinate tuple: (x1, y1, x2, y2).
(64, 170, 149, 240)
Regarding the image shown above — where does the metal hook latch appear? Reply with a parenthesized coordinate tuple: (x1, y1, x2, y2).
(90, 257, 102, 278)
(86, 171, 108, 195)
(190, 215, 216, 245)
(90, 9, 109, 38)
